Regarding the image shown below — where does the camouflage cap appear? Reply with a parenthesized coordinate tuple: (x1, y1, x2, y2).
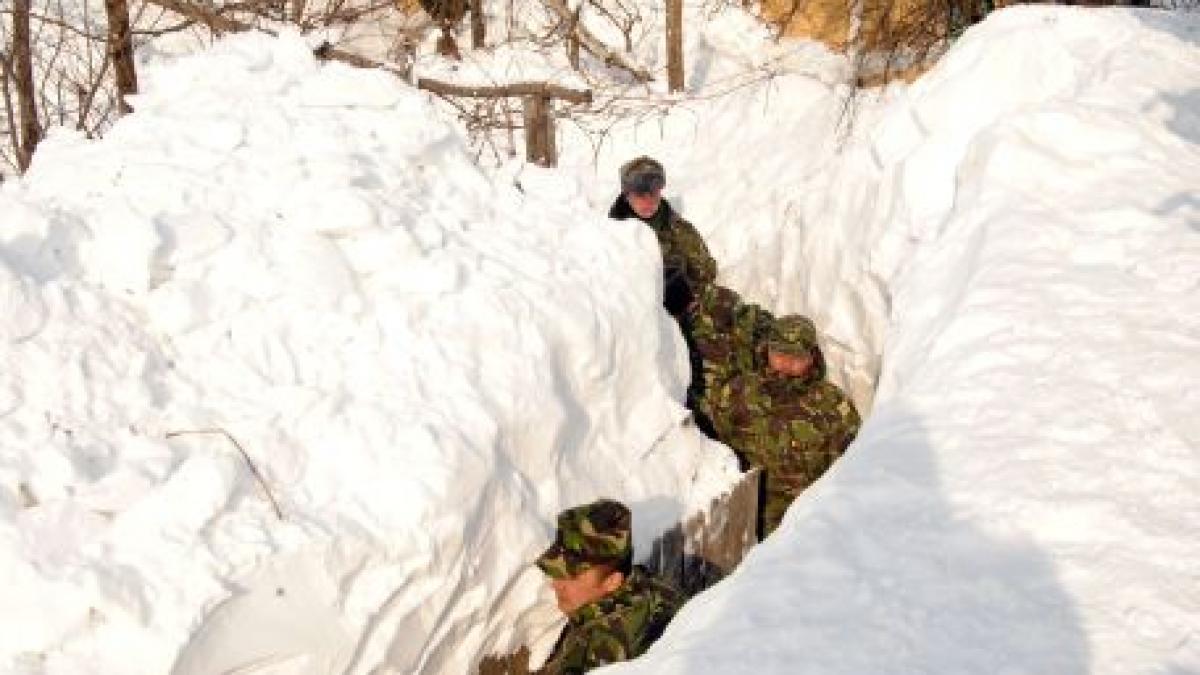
(767, 315, 818, 356)
(536, 499, 632, 579)
(619, 156, 666, 194)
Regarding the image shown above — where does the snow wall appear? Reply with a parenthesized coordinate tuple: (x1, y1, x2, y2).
(603, 6, 1200, 674)
(0, 32, 741, 674)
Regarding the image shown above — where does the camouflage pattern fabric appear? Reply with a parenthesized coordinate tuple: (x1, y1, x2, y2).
(766, 315, 818, 356)
(537, 499, 632, 580)
(608, 195, 717, 316)
(683, 284, 775, 428)
(535, 567, 682, 675)
(709, 370, 860, 535)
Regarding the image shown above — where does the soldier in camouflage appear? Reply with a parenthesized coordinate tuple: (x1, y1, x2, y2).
(608, 156, 717, 318)
(534, 499, 682, 674)
(702, 310, 861, 537)
(683, 283, 774, 433)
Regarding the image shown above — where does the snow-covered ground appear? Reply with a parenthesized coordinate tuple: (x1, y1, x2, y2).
(2, 2, 1197, 674)
(603, 6, 1200, 674)
(0, 31, 742, 674)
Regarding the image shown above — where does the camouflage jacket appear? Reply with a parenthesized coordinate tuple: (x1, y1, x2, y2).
(683, 284, 775, 421)
(536, 567, 682, 675)
(609, 195, 717, 315)
(709, 369, 860, 534)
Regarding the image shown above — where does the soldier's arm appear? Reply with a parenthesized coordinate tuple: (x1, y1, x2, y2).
(734, 300, 774, 347)
(671, 217, 718, 289)
(706, 377, 741, 444)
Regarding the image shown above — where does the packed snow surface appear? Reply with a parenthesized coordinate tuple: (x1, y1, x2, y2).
(603, 6, 1200, 675)
(0, 32, 742, 674)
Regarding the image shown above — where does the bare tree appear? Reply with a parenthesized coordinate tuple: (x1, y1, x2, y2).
(1, 50, 19, 178)
(105, 0, 139, 114)
(12, 0, 43, 171)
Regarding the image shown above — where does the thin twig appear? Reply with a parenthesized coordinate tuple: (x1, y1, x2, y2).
(166, 428, 286, 521)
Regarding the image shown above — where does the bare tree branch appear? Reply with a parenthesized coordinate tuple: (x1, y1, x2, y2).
(165, 428, 286, 521)
(140, 0, 246, 33)
(133, 17, 197, 37)
(541, 0, 653, 83)
(139, 0, 410, 76)
(9, 11, 107, 41)
(75, 49, 113, 131)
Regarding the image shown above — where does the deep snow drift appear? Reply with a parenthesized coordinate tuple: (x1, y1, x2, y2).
(0, 32, 742, 674)
(604, 7, 1200, 674)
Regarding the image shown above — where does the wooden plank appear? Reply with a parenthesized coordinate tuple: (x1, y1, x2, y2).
(417, 78, 592, 105)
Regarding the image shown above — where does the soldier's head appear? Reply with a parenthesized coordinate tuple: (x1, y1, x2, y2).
(766, 315, 818, 378)
(620, 156, 666, 219)
(536, 498, 633, 615)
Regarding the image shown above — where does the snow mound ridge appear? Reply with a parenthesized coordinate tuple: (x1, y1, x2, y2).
(603, 7, 1200, 675)
(0, 31, 737, 674)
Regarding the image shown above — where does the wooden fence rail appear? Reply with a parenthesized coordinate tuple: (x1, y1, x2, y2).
(415, 78, 592, 168)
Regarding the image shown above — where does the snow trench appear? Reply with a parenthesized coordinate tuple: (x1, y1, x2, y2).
(0, 32, 742, 674)
(603, 7, 1200, 674)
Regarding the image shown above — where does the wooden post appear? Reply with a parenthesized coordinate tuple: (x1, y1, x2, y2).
(666, 0, 684, 93)
(470, 0, 486, 48)
(522, 95, 556, 167)
(104, 0, 139, 115)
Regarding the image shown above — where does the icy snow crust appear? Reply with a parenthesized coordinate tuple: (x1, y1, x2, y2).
(604, 7, 1200, 675)
(0, 33, 740, 673)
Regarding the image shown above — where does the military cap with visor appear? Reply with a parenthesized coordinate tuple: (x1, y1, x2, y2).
(536, 499, 633, 579)
(767, 315, 819, 356)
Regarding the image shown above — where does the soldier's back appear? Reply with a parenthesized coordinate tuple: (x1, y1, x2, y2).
(712, 372, 861, 534)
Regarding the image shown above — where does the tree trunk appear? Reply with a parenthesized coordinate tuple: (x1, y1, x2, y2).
(565, 4, 581, 71)
(105, 0, 139, 115)
(290, 0, 307, 24)
(666, 0, 684, 92)
(0, 53, 20, 175)
(12, 0, 42, 171)
(470, 0, 485, 48)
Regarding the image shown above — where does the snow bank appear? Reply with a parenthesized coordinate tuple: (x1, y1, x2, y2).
(0, 31, 739, 674)
(603, 6, 1200, 674)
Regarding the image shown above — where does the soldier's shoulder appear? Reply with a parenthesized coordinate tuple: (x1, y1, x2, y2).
(662, 203, 697, 230)
(726, 370, 771, 395)
(583, 569, 681, 628)
(810, 379, 858, 407)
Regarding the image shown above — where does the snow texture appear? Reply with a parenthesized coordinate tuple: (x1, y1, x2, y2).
(603, 7, 1200, 675)
(0, 31, 739, 674)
